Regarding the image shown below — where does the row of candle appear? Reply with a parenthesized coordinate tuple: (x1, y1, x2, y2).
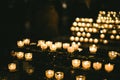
(45, 70, 86, 80)
(71, 33, 120, 40)
(71, 59, 114, 72)
(70, 37, 108, 44)
(75, 18, 93, 23)
(44, 61, 114, 80)
(11, 51, 33, 61)
(17, 38, 30, 48)
(71, 25, 120, 33)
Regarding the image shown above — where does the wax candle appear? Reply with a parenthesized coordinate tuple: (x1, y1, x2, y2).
(8, 63, 16, 72)
(72, 59, 81, 68)
(93, 62, 102, 70)
(55, 72, 64, 80)
(76, 75, 86, 80)
(25, 53, 32, 61)
(82, 61, 91, 70)
(23, 38, 30, 45)
(17, 40, 24, 48)
(45, 70, 54, 79)
(105, 63, 114, 72)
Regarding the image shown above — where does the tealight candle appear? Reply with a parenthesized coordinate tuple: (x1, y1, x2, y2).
(50, 44, 57, 52)
(94, 39, 98, 43)
(103, 40, 108, 44)
(108, 51, 117, 60)
(76, 17, 80, 22)
(63, 43, 70, 49)
(89, 38, 93, 43)
(16, 52, 24, 59)
(55, 42, 62, 49)
(93, 62, 102, 70)
(40, 43, 48, 50)
(77, 32, 81, 37)
(8, 63, 16, 72)
(79, 37, 84, 42)
(46, 41, 53, 47)
(70, 27, 75, 31)
(72, 43, 79, 50)
(23, 38, 30, 45)
(89, 44, 97, 54)
(70, 36, 75, 41)
(67, 46, 74, 53)
(45, 70, 54, 79)
(55, 72, 64, 80)
(104, 63, 114, 72)
(86, 33, 91, 37)
(75, 37, 79, 42)
(116, 35, 120, 40)
(110, 35, 115, 39)
(72, 59, 81, 68)
(17, 40, 24, 48)
(37, 40, 45, 46)
(82, 61, 91, 70)
(112, 30, 117, 34)
(76, 75, 86, 80)
(73, 22, 77, 26)
(100, 34, 105, 38)
(25, 53, 32, 61)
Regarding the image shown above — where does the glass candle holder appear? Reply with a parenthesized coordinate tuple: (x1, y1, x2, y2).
(55, 72, 64, 80)
(72, 59, 81, 68)
(8, 63, 17, 72)
(45, 70, 54, 79)
(76, 75, 86, 80)
(25, 53, 32, 61)
(82, 60, 91, 70)
(93, 62, 102, 70)
(16, 51, 24, 59)
(17, 40, 24, 48)
(104, 63, 114, 72)
(89, 44, 97, 54)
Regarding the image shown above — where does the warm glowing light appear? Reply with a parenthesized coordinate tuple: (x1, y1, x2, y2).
(45, 70, 54, 79)
(72, 59, 81, 68)
(55, 72, 64, 80)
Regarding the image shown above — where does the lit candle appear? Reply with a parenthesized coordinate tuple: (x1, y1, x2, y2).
(67, 46, 75, 53)
(55, 42, 62, 49)
(116, 35, 120, 40)
(16, 52, 24, 59)
(23, 38, 30, 45)
(71, 43, 79, 51)
(82, 61, 91, 70)
(40, 43, 48, 50)
(76, 75, 86, 80)
(63, 43, 70, 49)
(17, 40, 24, 48)
(55, 72, 64, 80)
(45, 70, 54, 79)
(8, 63, 16, 72)
(108, 51, 117, 60)
(46, 41, 53, 47)
(89, 44, 97, 54)
(73, 22, 78, 26)
(100, 34, 105, 39)
(93, 62, 102, 70)
(75, 37, 79, 42)
(103, 40, 108, 44)
(25, 53, 32, 61)
(70, 36, 75, 41)
(72, 59, 81, 68)
(94, 39, 98, 43)
(105, 63, 114, 72)
(50, 44, 57, 52)
(110, 35, 115, 39)
(37, 40, 45, 46)
(70, 27, 75, 31)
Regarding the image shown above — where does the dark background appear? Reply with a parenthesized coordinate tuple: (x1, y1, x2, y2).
(0, 0, 120, 62)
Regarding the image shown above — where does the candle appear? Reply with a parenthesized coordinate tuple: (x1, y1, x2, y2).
(100, 34, 105, 39)
(89, 44, 97, 54)
(17, 40, 24, 48)
(76, 75, 86, 80)
(105, 63, 114, 72)
(40, 43, 48, 50)
(37, 40, 45, 46)
(110, 35, 115, 39)
(55, 72, 64, 80)
(72, 59, 81, 68)
(46, 41, 53, 47)
(25, 53, 32, 61)
(82, 61, 91, 70)
(50, 44, 57, 52)
(63, 43, 70, 49)
(23, 38, 30, 45)
(93, 62, 102, 70)
(8, 63, 16, 72)
(55, 42, 62, 49)
(72, 43, 79, 51)
(45, 70, 54, 79)
(108, 51, 117, 60)
(103, 40, 108, 44)
(67, 46, 74, 53)
(93, 39, 98, 43)
(16, 52, 24, 59)
(70, 36, 75, 41)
